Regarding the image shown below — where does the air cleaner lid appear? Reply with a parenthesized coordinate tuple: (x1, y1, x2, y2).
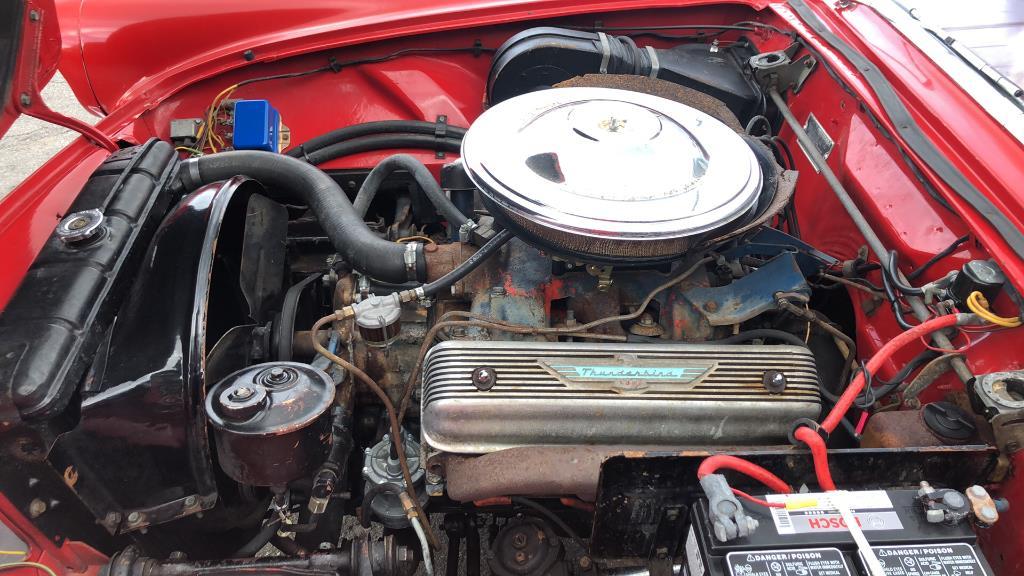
(461, 87, 763, 240)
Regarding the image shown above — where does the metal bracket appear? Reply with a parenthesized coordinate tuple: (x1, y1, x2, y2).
(685, 252, 810, 326)
(434, 114, 448, 159)
(12, 2, 118, 151)
(749, 44, 817, 94)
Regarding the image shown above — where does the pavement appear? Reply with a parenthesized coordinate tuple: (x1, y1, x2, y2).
(0, 73, 98, 199)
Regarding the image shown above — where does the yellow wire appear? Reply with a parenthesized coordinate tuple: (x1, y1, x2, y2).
(395, 235, 437, 245)
(204, 83, 239, 153)
(0, 562, 59, 576)
(966, 291, 1021, 328)
(174, 146, 204, 156)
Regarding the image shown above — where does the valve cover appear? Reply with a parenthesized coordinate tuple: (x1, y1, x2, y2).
(421, 340, 821, 454)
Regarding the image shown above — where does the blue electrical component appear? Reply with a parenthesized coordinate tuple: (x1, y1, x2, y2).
(232, 100, 280, 152)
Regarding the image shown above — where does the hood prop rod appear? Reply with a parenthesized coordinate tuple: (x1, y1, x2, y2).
(768, 88, 973, 385)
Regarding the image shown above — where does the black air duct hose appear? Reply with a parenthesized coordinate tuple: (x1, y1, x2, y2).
(301, 134, 462, 166)
(178, 151, 424, 284)
(353, 154, 473, 228)
(286, 120, 467, 159)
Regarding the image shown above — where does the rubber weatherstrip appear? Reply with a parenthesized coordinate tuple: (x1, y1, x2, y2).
(787, 0, 1024, 260)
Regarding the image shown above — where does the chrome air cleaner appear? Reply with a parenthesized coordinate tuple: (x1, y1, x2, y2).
(461, 87, 765, 262)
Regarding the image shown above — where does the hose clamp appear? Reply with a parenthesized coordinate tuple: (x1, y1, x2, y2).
(646, 45, 660, 79)
(598, 32, 611, 74)
(186, 158, 202, 188)
(404, 242, 420, 282)
(459, 220, 478, 243)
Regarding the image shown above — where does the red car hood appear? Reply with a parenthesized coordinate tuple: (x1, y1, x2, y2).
(0, 0, 61, 140)
(50, 0, 774, 116)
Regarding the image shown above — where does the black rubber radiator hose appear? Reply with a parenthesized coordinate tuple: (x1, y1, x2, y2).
(285, 119, 468, 159)
(177, 151, 424, 284)
(353, 154, 473, 228)
(300, 134, 462, 166)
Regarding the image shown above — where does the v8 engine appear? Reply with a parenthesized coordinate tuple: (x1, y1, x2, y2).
(1, 16, 1015, 576)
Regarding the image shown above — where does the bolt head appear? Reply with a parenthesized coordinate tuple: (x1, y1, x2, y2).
(746, 517, 759, 533)
(127, 511, 141, 523)
(184, 496, 198, 507)
(763, 370, 787, 394)
(471, 366, 497, 391)
(28, 499, 46, 518)
(579, 556, 593, 570)
(980, 506, 998, 521)
(969, 485, 988, 498)
(514, 551, 527, 564)
(230, 386, 255, 400)
(925, 509, 945, 523)
(713, 522, 729, 542)
(511, 531, 528, 549)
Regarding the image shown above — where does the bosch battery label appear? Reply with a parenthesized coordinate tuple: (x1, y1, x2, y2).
(726, 548, 851, 576)
(765, 490, 904, 535)
(861, 544, 991, 576)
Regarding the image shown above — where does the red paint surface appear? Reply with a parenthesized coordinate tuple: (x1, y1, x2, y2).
(1, 0, 61, 139)
(0, 494, 107, 574)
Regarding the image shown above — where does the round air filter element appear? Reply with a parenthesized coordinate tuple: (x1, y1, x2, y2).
(461, 87, 765, 263)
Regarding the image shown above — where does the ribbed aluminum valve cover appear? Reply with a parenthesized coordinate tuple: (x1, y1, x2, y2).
(461, 87, 764, 261)
(421, 341, 821, 454)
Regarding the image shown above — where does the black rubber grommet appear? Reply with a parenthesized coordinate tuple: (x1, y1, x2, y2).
(788, 418, 828, 446)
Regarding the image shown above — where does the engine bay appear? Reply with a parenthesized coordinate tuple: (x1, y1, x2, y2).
(2, 4, 1024, 576)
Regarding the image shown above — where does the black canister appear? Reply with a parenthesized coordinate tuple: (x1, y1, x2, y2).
(205, 362, 334, 486)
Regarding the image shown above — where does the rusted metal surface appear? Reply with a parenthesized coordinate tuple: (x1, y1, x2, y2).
(423, 241, 478, 285)
(292, 329, 330, 357)
(333, 272, 357, 309)
(443, 446, 629, 502)
(860, 409, 972, 448)
(443, 442, 1003, 507)
(901, 353, 962, 408)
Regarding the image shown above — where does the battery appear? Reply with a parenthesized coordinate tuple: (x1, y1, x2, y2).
(686, 489, 995, 576)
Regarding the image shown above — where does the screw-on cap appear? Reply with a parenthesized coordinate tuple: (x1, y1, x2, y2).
(56, 209, 105, 245)
(923, 402, 976, 441)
